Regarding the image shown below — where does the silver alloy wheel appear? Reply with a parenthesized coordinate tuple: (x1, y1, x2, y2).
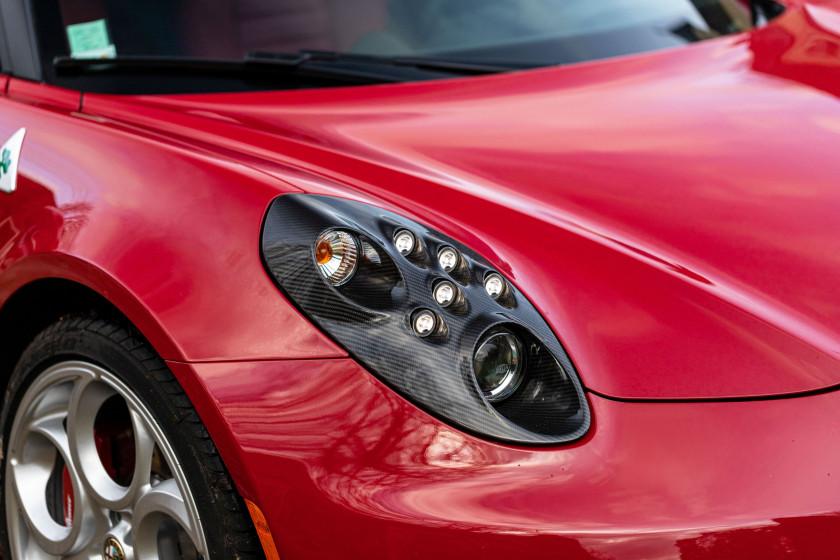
(4, 360, 208, 560)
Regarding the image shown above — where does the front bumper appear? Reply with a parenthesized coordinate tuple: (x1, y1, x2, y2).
(168, 358, 840, 559)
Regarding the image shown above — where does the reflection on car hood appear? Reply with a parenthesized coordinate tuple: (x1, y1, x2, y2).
(94, 4, 840, 399)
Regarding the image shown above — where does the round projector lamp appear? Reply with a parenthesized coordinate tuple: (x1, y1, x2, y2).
(394, 229, 416, 256)
(433, 280, 457, 308)
(484, 273, 507, 300)
(473, 328, 525, 402)
(438, 246, 461, 273)
(412, 309, 439, 338)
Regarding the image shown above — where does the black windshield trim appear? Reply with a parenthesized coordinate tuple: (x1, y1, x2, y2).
(52, 51, 522, 90)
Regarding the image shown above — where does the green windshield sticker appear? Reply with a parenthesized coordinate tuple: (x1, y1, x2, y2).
(66, 19, 116, 59)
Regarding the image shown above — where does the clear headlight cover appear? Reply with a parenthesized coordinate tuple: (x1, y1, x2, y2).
(261, 194, 589, 445)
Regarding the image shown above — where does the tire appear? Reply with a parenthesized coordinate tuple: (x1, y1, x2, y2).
(0, 315, 264, 560)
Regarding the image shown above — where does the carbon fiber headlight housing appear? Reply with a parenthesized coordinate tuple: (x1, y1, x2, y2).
(261, 194, 589, 445)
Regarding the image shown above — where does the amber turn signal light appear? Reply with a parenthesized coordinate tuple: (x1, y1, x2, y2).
(245, 499, 281, 560)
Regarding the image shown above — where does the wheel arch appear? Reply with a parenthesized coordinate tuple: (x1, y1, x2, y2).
(0, 279, 144, 392)
(0, 253, 185, 400)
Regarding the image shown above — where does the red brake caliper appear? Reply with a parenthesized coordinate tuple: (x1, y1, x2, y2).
(63, 427, 116, 527)
(63, 420, 135, 526)
(61, 466, 73, 527)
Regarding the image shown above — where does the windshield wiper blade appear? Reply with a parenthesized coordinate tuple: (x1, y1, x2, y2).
(53, 50, 523, 85)
(247, 50, 530, 75)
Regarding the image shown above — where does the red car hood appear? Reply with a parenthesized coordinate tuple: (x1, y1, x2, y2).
(87, 3, 840, 400)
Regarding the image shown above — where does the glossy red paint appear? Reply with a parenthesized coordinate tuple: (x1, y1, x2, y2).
(1, 2, 839, 558)
(171, 357, 840, 560)
(7, 79, 81, 112)
(82, 4, 840, 399)
(0, 90, 344, 361)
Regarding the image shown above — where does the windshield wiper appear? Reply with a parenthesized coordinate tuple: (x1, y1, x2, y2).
(246, 50, 530, 75)
(53, 50, 525, 85)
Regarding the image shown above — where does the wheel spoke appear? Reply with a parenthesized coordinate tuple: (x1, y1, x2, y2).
(133, 479, 206, 559)
(126, 408, 157, 505)
(27, 413, 69, 448)
(11, 413, 95, 556)
(67, 377, 133, 510)
(23, 531, 60, 560)
(65, 541, 104, 560)
(9, 457, 72, 555)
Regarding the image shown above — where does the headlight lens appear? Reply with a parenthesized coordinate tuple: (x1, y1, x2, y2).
(484, 272, 506, 299)
(432, 280, 459, 308)
(393, 229, 417, 256)
(412, 309, 441, 338)
(473, 328, 524, 402)
(315, 230, 358, 285)
(438, 246, 461, 272)
(261, 194, 589, 445)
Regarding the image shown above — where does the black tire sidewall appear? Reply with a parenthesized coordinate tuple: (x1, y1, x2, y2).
(0, 317, 258, 560)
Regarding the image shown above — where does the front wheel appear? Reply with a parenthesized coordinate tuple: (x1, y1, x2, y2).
(0, 316, 263, 560)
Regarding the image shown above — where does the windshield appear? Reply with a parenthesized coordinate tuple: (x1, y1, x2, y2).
(357, 0, 751, 63)
(45, 0, 758, 93)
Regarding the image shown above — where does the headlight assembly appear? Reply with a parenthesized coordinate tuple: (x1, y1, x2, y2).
(261, 194, 589, 445)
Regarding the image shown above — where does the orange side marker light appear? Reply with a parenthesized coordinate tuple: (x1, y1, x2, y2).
(245, 499, 282, 560)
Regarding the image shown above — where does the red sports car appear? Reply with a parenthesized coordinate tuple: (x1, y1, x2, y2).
(0, 0, 838, 558)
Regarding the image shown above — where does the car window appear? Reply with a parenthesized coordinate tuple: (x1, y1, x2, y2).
(358, 0, 752, 63)
(38, 0, 763, 94)
(55, 0, 752, 61)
